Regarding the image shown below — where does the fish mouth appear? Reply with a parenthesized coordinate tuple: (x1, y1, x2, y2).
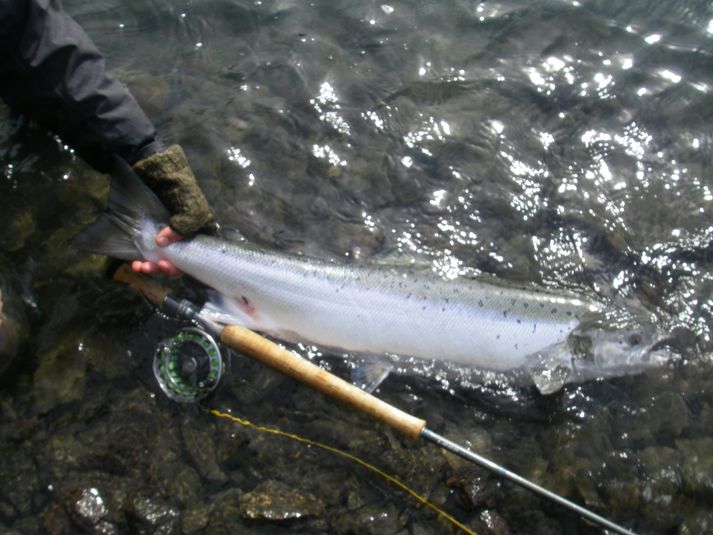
(640, 335, 676, 365)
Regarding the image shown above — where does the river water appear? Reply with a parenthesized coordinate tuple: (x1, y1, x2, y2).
(1, 1, 712, 533)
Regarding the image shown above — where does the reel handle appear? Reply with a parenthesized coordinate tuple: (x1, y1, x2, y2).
(221, 324, 427, 440)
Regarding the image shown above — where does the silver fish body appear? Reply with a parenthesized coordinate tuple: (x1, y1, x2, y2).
(161, 235, 598, 372)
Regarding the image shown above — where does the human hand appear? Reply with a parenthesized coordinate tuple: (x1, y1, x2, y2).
(131, 227, 182, 276)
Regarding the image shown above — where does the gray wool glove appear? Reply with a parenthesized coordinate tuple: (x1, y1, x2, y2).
(132, 145, 214, 235)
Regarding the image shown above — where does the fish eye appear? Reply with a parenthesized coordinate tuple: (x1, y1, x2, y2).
(627, 333, 643, 347)
(569, 332, 593, 360)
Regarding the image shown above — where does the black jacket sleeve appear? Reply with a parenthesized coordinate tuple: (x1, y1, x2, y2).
(0, 0, 163, 169)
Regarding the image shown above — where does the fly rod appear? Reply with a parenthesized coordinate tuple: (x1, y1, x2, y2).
(113, 265, 637, 535)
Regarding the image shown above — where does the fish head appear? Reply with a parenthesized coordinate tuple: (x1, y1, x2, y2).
(569, 327, 671, 374)
(567, 308, 674, 382)
(528, 308, 674, 395)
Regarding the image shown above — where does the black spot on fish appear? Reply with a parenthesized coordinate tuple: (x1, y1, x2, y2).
(496, 334, 501, 340)
(514, 343, 519, 350)
(551, 308, 557, 314)
(511, 299, 516, 306)
(533, 323, 537, 333)
(503, 310, 508, 318)
(566, 311, 572, 317)
(523, 303, 529, 308)
(517, 319, 521, 324)
(422, 306, 427, 310)
(540, 303, 545, 308)
(478, 299, 484, 307)
(241, 296, 250, 306)
(442, 307, 446, 312)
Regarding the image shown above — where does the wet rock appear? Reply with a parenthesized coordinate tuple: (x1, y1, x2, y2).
(638, 446, 683, 495)
(198, 488, 243, 534)
(0, 271, 29, 382)
(478, 509, 511, 535)
(649, 392, 690, 439)
(0, 449, 40, 515)
(112, 69, 168, 117)
(61, 484, 121, 534)
(331, 502, 406, 535)
(446, 467, 501, 510)
(7, 516, 42, 534)
(41, 502, 74, 535)
(676, 438, 713, 496)
(0, 211, 36, 252)
(634, 446, 687, 529)
(181, 501, 214, 534)
(66, 487, 109, 528)
(180, 417, 228, 484)
(600, 479, 641, 516)
(239, 480, 325, 521)
(0, 499, 15, 518)
(677, 509, 713, 535)
(127, 493, 180, 535)
(153, 462, 202, 507)
(32, 327, 87, 413)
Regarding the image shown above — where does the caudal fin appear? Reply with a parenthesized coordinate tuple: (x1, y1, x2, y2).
(73, 157, 170, 261)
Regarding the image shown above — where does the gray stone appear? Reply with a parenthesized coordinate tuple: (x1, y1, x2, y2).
(239, 480, 326, 521)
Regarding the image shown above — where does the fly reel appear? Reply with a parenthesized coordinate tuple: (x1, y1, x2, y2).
(153, 327, 223, 402)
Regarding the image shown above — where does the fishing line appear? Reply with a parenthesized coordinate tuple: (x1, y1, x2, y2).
(209, 408, 477, 535)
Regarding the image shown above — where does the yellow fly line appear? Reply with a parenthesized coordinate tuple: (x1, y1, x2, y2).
(209, 408, 477, 535)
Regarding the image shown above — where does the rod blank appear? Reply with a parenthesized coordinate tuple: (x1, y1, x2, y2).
(421, 429, 637, 535)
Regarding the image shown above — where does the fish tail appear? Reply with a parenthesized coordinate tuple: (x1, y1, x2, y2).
(73, 157, 170, 262)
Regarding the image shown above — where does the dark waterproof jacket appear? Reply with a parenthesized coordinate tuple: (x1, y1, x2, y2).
(0, 0, 161, 169)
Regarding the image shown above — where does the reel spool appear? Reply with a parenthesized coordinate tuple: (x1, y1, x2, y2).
(153, 327, 223, 402)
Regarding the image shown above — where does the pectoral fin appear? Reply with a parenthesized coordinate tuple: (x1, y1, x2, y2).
(200, 291, 259, 330)
(527, 344, 573, 395)
(351, 359, 394, 393)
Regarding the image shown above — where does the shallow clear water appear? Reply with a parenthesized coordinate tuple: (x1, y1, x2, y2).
(1, 0, 712, 533)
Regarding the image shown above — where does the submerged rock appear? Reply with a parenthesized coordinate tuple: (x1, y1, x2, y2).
(0, 210, 36, 252)
(32, 326, 87, 413)
(127, 493, 180, 535)
(676, 438, 713, 496)
(0, 449, 40, 516)
(65, 486, 120, 534)
(331, 501, 406, 535)
(191, 488, 268, 534)
(239, 480, 326, 521)
(0, 269, 29, 382)
(180, 417, 228, 484)
(446, 467, 501, 510)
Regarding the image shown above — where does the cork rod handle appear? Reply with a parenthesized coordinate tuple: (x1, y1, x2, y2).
(221, 324, 427, 440)
(112, 264, 172, 306)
